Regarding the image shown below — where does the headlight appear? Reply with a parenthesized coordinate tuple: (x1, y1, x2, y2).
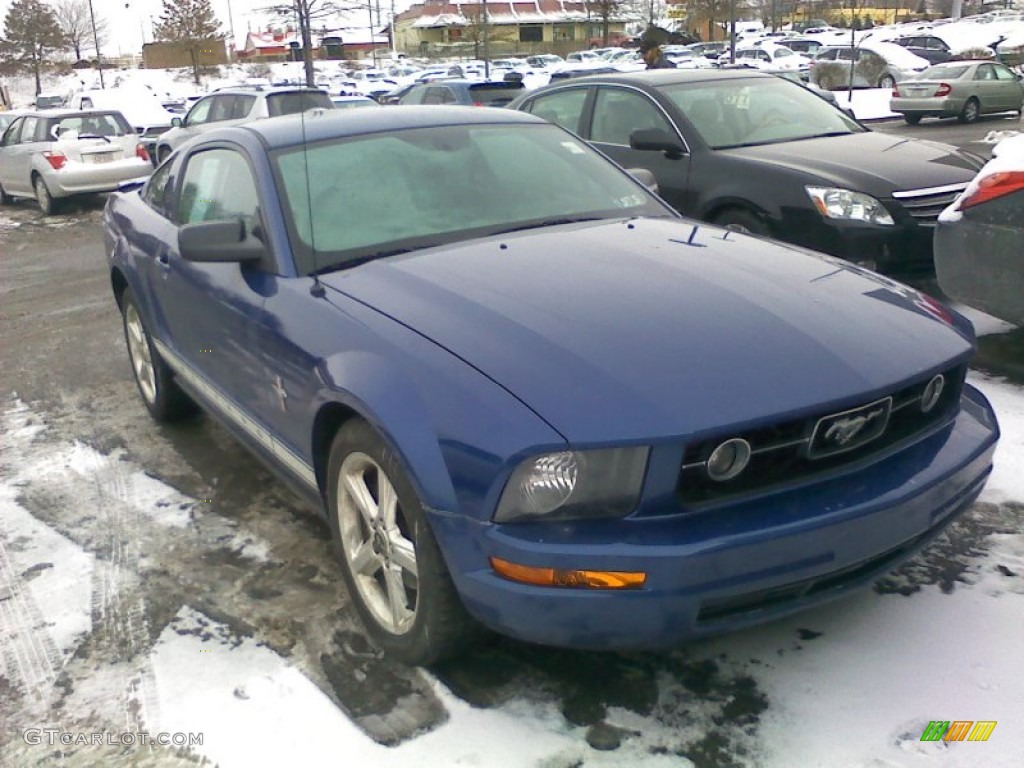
(805, 186, 895, 225)
(494, 447, 649, 523)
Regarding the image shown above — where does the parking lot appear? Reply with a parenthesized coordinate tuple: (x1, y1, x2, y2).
(1, 114, 1023, 768)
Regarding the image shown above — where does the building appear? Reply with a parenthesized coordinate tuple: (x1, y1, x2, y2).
(394, 0, 632, 57)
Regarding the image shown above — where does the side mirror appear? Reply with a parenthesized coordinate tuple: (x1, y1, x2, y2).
(629, 128, 686, 159)
(627, 167, 659, 195)
(179, 218, 265, 263)
(171, 116, 182, 128)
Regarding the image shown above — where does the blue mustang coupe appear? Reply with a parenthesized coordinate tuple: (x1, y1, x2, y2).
(104, 106, 1000, 665)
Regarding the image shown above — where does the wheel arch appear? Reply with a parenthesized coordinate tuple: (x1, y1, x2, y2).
(311, 351, 461, 516)
(110, 266, 130, 310)
(702, 198, 776, 233)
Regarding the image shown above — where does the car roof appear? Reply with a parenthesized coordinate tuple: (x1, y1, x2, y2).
(212, 85, 328, 95)
(10, 109, 125, 119)
(236, 105, 544, 148)
(533, 69, 776, 88)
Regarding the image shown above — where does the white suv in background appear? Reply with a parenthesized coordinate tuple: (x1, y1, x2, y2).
(153, 86, 333, 164)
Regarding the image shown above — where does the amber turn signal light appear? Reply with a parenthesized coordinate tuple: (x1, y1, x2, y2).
(489, 556, 646, 589)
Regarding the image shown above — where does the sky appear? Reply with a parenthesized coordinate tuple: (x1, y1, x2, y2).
(0, 0, 417, 57)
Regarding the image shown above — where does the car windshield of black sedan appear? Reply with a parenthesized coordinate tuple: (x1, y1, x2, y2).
(272, 123, 669, 275)
(661, 78, 864, 149)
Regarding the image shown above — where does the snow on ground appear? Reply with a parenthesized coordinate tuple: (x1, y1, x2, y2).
(835, 88, 900, 121)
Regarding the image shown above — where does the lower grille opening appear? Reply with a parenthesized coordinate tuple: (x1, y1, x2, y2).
(696, 529, 931, 625)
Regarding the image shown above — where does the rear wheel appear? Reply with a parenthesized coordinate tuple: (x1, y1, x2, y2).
(34, 176, 59, 215)
(878, 74, 896, 89)
(713, 207, 770, 237)
(327, 418, 480, 665)
(818, 74, 836, 90)
(903, 113, 923, 125)
(958, 97, 980, 124)
(121, 288, 195, 421)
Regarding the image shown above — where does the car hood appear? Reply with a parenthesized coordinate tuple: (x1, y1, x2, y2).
(321, 218, 973, 444)
(723, 131, 984, 196)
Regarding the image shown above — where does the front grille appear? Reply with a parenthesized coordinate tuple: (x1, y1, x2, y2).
(677, 364, 966, 507)
(891, 183, 968, 222)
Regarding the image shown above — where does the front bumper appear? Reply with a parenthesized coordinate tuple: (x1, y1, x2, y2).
(432, 385, 998, 650)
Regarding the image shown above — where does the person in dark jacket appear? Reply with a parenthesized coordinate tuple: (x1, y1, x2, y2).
(639, 38, 677, 69)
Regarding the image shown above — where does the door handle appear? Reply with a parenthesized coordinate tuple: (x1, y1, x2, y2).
(156, 249, 170, 267)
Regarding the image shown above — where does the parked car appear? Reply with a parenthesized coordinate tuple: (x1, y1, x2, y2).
(510, 69, 986, 275)
(68, 89, 176, 159)
(0, 109, 152, 214)
(811, 42, 930, 89)
(690, 42, 727, 61)
(566, 50, 603, 63)
(397, 79, 525, 107)
(780, 37, 824, 56)
(102, 106, 998, 664)
(732, 43, 812, 74)
(33, 92, 65, 109)
(891, 60, 1024, 124)
(525, 54, 565, 69)
(892, 34, 954, 64)
(155, 87, 333, 164)
(935, 133, 1024, 324)
(330, 95, 380, 109)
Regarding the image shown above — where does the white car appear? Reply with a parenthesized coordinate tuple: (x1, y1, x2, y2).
(733, 43, 812, 74)
(67, 89, 176, 158)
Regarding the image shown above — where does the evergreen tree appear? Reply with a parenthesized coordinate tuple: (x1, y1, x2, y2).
(152, 0, 223, 85)
(0, 0, 68, 95)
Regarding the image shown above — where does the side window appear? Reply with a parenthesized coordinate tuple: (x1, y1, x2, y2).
(232, 94, 256, 118)
(209, 95, 236, 122)
(524, 88, 588, 134)
(975, 64, 995, 81)
(20, 117, 40, 143)
(185, 97, 214, 127)
(993, 65, 1017, 81)
(177, 148, 259, 227)
(591, 88, 672, 146)
(2, 118, 23, 146)
(143, 163, 173, 216)
(422, 87, 447, 105)
(402, 85, 426, 105)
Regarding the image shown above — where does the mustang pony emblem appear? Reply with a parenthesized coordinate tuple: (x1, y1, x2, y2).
(825, 407, 886, 445)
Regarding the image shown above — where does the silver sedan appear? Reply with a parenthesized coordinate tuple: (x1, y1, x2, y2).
(0, 109, 153, 214)
(891, 60, 1024, 125)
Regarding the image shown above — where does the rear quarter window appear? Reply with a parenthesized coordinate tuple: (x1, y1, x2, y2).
(468, 84, 524, 106)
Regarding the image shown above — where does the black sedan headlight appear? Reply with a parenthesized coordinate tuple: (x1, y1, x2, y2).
(494, 447, 649, 522)
(806, 186, 895, 225)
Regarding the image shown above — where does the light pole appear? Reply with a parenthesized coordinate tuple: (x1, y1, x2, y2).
(87, 0, 104, 88)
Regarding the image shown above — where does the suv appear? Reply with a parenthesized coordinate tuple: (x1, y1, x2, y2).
(397, 79, 525, 107)
(892, 35, 953, 65)
(154, 86, 332, 164)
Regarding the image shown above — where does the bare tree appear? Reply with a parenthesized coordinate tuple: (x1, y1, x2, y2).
(262, 0, 350, 87)
(54, 0, 107, 60)
(590, 0, 621, 46)
(153, 0, 224, 84)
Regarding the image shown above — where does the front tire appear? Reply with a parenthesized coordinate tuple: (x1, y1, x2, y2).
(327, 418, 479, 665)
(713, 207, 770, 236)
(0, 180, 12, 205)
(34, 176, 59, 215)
(121, 288, 195, 421)
(959, 97, 980, 124)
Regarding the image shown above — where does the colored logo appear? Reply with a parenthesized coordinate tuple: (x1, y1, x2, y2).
(920, 720, 997, 742)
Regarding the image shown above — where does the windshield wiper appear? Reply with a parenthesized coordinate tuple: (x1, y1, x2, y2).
(487, 216, 608, 236)
(310, 246, 421, 276)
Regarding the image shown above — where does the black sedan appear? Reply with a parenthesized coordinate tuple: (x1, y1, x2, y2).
(511, 69, 987, 275)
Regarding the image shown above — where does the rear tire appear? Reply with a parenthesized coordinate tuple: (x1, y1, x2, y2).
(34, 176, 59, 215)
(121, 288, 196, 422)
(327, 418, 481, 665)
(958, 97, 980, 124)
(903, 113, 923, 125)
(713, 207, 770, 237)
(0, 181, 12, 205)
(878, 74, 896, 89)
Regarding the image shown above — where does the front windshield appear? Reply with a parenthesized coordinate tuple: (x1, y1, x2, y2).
(273, 122, 671, 275)
(661, 77, 864, 149)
